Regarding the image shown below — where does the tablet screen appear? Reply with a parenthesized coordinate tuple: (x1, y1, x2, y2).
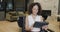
(33, 22, 49, 28)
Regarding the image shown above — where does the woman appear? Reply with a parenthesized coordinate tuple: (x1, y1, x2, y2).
(25, 3, 48, 32)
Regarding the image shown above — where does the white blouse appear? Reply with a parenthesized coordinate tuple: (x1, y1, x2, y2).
(28, 14, 42, 31)
(28, 15, 42, 31)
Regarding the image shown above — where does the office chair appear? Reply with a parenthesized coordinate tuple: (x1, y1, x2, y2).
(17, 16, 26, 32)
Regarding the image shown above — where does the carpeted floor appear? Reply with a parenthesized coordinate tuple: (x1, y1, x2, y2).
(0, 21, 60, 32)
(0, 21, 22, 32)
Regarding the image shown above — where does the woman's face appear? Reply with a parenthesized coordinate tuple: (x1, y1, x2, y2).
(32, 5, 39, 15)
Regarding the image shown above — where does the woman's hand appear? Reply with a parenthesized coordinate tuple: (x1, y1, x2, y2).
(42, 25, 48, 30)
(30, 26, 33, 30)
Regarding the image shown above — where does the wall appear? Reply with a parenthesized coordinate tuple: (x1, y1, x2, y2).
(34, 0, 58, 21)
(0, 11, 5, 20)
(34, 0, 60, 32)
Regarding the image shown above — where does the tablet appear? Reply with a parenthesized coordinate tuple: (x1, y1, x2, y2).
(33, 22, 49, 28)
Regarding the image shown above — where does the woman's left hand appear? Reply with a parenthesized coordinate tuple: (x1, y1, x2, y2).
(42, 25, 48, 30)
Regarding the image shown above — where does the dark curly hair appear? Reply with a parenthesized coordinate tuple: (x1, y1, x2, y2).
(28, 2, 42, 15)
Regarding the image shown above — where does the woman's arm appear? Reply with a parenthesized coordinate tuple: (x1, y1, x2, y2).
(40, 16, 48, 30)
(40, 16, 44, 22)
(25, 16, 33, 31)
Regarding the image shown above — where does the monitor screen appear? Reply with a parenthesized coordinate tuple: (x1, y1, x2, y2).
(0, 2, 5, 11)
(6, 3, 13, 10)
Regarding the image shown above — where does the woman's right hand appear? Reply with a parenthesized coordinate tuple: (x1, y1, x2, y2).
(25, 26, 33, 31)
(30, 27, 33, 30)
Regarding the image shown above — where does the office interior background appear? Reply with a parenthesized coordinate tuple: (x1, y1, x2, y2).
(0, 0, 60, 32)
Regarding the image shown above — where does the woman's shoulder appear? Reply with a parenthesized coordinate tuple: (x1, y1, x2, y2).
(38, 15, 44, 20)
(25, 14, 31, 18)
(38, 15, 43, 17)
